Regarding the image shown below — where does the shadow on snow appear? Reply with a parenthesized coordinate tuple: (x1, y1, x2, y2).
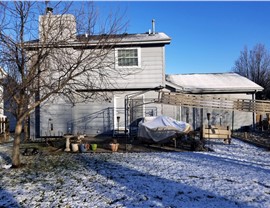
(74, 152, 257, 208)
(0, 151, 21, 208)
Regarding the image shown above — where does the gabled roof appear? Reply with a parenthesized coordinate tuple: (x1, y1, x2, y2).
(77, 32, 171, 46)
(26, 32, 171, 48)
(166, 73, 263, 94)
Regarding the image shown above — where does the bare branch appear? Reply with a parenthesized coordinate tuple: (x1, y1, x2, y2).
(233, 43, 270, 99)
(0, 1, 131, 166)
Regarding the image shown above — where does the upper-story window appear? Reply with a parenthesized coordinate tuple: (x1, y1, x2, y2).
(116, 48, 141, 68)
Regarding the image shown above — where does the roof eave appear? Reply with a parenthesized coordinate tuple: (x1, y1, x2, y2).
(181, 88, 264, 94)
(24, 39, 171, 49)
(73, 38, 171, 46)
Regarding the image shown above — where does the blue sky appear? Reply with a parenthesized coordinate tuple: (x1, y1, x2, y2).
(95, 1, 270, 75)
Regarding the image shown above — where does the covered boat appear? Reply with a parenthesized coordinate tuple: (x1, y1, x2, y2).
(137, 115, 192, 143)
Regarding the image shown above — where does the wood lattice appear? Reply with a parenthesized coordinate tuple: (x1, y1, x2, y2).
(157, 92, 270, 113)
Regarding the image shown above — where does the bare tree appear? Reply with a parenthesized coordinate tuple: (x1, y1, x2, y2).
(0, 1, 129, 167)
(232, 43, 270, 99)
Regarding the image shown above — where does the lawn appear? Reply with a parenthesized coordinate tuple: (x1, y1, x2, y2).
(1, 138, 270, 207)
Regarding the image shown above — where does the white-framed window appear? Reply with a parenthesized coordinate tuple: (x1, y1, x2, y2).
(115, 48, 141, 68)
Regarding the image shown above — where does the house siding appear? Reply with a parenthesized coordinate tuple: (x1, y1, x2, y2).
(29, 44, 167, 138)
(31, 90, 162, 137)
(30, 99, 71, 138)
(69, 91, 161, 136)
(30, 98, 73, 138)
(71, 101, 114, 136)
(31, 70, 165, 138)
(115, 46, 165, 89)
(26, 12, 171, 139)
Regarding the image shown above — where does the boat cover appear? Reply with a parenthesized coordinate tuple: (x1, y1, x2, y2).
(137, 115, 192, 142)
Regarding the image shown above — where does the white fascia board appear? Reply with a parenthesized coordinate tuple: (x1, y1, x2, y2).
(25, 39, 171, 49)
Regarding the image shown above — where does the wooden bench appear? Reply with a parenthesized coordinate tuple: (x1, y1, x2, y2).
(202, 125, 231, 144)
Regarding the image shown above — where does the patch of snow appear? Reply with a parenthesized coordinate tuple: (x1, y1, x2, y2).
(0, 138, 270, 207)
(2, 164, 12, 169)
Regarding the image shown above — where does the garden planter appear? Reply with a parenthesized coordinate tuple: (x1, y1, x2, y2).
(126, 144, 133, 151)
(91, 144, 97, 151)
(71, 143, 79, 152)
(110, 143, 119, 152)
(85, 143, 90, 151)
(79, 144, 86, 153)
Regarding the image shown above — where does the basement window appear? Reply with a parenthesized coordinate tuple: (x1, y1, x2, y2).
(116, 48, 141, 68)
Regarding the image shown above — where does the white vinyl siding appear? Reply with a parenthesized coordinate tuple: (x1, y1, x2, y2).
(71, 101, 114, 135)
(32, 45, 167, 137)
(114, 46, 165, 88)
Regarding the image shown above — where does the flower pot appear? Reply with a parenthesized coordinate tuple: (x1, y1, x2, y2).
(126, 144, 132, 151)
(79, 144, 86, 153)
(110, 143, 119, 152)
(91, 144, 97, 151)
(71, 143, 79, 152)
(85, 143, 90, 151)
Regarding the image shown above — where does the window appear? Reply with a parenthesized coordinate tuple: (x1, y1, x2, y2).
(116, 48, 141, 68)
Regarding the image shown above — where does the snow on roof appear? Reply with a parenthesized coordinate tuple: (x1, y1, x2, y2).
(166, 73, 263, 93)
(27, 32, 171, 47)
(77, 32, 171, 46)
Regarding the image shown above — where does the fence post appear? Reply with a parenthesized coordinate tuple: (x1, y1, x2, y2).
(0, 117, 9, 143)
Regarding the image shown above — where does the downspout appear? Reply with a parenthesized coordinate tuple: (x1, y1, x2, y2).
(35, 58, 41, 138)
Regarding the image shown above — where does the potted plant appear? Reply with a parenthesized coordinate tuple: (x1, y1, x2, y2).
(91, 143, 97, 151)
(85, 143, 90, 151)
(79, 143, 86, 153)
(110, 139, 119, 152)
(71, 143, 79, 152)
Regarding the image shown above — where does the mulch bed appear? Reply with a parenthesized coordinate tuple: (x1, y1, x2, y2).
(20, 135, 206, 155)
(20, 129, 270, 155)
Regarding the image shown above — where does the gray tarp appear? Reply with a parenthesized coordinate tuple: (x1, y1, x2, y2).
(137, 116, 192, 142)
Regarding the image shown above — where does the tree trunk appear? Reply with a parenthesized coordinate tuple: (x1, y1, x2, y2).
(12, 122, 23, 167)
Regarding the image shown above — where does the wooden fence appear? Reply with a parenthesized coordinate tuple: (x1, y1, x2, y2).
(0, 117, 9, 143)
(158, 92, 270, 113)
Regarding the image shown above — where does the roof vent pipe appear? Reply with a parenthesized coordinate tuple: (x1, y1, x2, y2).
(152, 19, 155, 35)
(46, 7, 53, 15)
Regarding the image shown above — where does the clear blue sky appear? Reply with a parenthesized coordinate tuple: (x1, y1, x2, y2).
(95, 1, 270, 75)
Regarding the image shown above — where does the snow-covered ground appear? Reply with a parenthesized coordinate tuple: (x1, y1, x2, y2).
(1, 138, 270, 208)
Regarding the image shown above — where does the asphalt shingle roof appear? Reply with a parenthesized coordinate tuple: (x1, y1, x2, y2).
(166, 73, 263, 93)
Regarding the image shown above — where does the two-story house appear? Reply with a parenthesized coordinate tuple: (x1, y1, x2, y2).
(27, 10, 264, 140)
(28, 11, 171, 138)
